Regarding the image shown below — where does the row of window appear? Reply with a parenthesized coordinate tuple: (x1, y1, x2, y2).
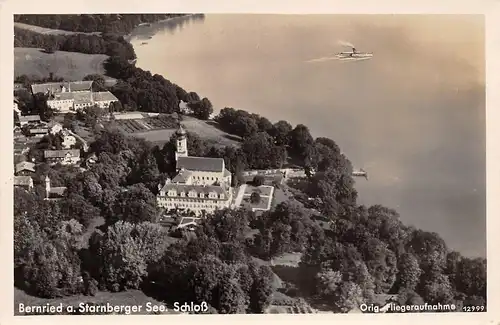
(165, 191, 225, 199)
(192, 175, 220, 181)
(161, 202, 229, 209)
(158, 197, 228, 204)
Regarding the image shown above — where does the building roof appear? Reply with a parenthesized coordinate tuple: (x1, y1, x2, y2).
(29, 128, 49, 134)
(14, 176, 32, 186)
(15, 161, 36, 174)
(160, 183, 229, 199)
(44, 149, 80, 159)
(172, 170, 192, 183)
(49, 187, 67, 197)
(51, 92, 75, 101)
(19, 115, 41, 122)
(47, 121, 63, 129)
(31, 81, 93, 94)
(93, 91, 118, 102)
(73, 91, 93, 105)
(14, 142, 28, 150)
(177, 156, 224, 173)
(176, 125, 187, 136)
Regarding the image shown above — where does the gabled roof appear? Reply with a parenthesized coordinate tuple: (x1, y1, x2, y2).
(177, 156, 224, 173)
(29, 128, 49, 134)
(14, 176, 33, 186)
(15, 161, 36, 174)
(93, 91, 118, 102)
(51, 92, 74, 101)
(31, 81, 93, 94)
(172, 170, 192, 183)
(48, 186, 67, 197)
(73, 91, 93, 105)
(44, 149, 80, 159)
(19, 115, 41, 122)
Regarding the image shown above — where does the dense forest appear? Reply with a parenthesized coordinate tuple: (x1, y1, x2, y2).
(14, 28, 136, 60)
(14, 14, 189, 35)
(15, 117, 487, 313)
(104, 56, 212, 117)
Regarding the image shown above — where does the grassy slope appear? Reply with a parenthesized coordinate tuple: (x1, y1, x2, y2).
(14, 48, 110, 81)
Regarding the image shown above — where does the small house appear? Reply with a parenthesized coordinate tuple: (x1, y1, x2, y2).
(15, 161, 36, 176)
(44, 149, 81, 165)
(18, 115, 41, 127)
(14, 176, 34, 191)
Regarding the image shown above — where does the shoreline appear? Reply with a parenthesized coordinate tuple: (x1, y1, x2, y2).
(124, 13, 201, 43)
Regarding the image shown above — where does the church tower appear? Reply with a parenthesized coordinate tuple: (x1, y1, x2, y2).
(45, 175, 51, 199)
(175, 125, 188, 161)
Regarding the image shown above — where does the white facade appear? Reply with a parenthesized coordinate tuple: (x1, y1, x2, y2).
(14, 100, 20, 114)
(49, 123, 63, 135)
(157, 126, 233, 216)
(62, 134, 77, 149)
(44, 149, 81, 165)
(40, 83, 119, 113)
(47, 98, 74, 113)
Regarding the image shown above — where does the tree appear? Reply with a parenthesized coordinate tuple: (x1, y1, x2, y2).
(92, 221, 169, 291)
(397, 289, 425, 306)
(90, 129, 129, 155)
(83, 74, 107, 91)
(253, 175, 265, 187)
(453, 257, 486, 299)
(250, 192, 261, 204)
(397, 253, 422, 291)
(33, 92, 54, 121)
(214, 268, 247, 314)
(242, 132, 286, 169)
(189, 97, 213, 120)
(248, 264, 274, 313)
(407, 230, 448, 273)
(419, 272, 454, 304)
(289, 124, 314, 164)
(334, 281, 365, 313)
(270, 120, 292, 146)
(315, 269, 342, 297)
(59, 193, 101, 228)
(107, 183, 159, 225)
(16, 219, 84, 298)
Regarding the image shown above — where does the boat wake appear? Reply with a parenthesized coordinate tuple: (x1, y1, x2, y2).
(305, 56, 372, 63)
(305, 56, 339, 63)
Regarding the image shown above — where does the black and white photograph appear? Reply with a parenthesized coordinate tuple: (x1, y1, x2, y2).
(2, 1, 497, 322)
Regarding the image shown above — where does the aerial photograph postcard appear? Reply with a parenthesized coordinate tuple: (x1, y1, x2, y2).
(10, 12, 486, 316)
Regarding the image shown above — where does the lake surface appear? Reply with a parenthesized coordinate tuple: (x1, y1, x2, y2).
(130, 14, 486, 257)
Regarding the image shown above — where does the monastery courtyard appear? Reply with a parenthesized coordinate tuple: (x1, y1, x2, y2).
(233, 183, 275, 212)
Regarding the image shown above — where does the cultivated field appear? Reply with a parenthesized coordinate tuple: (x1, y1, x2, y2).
(115, 117, 176, 134)
(14, 22, 101, 36)
(14, 48, 109, 81)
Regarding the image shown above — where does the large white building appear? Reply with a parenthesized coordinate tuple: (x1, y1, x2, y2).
(31, 81, 119, 113)
(157, 126, 233, 216)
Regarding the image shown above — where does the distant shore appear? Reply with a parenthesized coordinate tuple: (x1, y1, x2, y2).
(124, 13, 203, 42)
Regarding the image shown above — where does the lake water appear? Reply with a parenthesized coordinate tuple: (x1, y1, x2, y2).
(130, 14, 486, 257)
